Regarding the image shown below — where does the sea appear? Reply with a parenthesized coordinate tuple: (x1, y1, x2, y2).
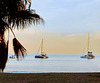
(4, 54, 100, 73)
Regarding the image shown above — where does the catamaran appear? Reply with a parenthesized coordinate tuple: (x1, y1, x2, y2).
(81, 33, 95, 59)
(35, 39, 48, 59)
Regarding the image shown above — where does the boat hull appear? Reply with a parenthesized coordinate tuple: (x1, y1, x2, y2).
(81, 55, 87, 58)
(87, 56, 95, 59)
(81, 55, 95, 59)
(9, 55, 15, 59)
(35, 55, 48, 59)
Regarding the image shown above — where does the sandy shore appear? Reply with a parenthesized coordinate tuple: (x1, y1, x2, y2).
(0, 73, 100, 83)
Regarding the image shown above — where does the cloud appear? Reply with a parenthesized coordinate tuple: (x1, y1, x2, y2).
(6, 28, 100, 54)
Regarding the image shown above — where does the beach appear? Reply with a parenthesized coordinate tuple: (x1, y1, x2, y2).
(0, 73, 100, 83)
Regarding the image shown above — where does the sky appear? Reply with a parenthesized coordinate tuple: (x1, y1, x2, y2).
(8, 0, 100, 54)
(31, 0, 100, 34)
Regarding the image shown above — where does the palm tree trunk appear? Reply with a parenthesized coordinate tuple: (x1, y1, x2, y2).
(0, 40, 8, 72)
(0, 21, 8, 72)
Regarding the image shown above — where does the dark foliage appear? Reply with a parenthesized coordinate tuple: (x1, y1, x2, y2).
(0, 0, 44, 71)
(13, 38, 26, 60)
(0, 41, 8, 72)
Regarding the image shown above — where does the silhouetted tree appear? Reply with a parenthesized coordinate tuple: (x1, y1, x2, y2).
(0, 0, 44, 72)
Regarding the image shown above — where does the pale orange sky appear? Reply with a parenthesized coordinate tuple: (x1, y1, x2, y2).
(5, 28, 100, 55)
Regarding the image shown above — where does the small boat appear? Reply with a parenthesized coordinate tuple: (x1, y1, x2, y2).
(35, 39, 48, 59)
(9, 55, 15, 59)
(81, 33, 95, 59)
(81, 52, 95, 59)
(35, 53, 48, 59)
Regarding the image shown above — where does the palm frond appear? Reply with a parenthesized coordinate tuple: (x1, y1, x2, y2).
(0, 0, 44, 29)
(0, 20, 9, 37)
(8, 10, 44, 29)
(13, 38, 27, 60)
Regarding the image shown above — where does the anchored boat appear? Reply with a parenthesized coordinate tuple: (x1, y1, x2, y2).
(9, 55, 15, 59)
(35, 39, 48, 59)
(81, 33, 95, 59)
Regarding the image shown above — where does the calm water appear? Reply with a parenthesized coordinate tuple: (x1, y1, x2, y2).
(4, 54, 100, 73)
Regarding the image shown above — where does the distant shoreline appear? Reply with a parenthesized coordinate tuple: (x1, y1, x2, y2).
(0, 72, 100, 83)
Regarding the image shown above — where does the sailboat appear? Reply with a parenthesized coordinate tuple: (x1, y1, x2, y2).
(81, 33, 95, 59)
(9, 55, 15, 59)
(35, 39, 48, 59)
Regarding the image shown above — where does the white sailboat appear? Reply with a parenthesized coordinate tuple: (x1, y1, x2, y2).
(35, 39, 48, 59)
(81, 33, 95, 59)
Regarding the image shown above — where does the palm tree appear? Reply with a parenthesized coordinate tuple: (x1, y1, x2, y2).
(0, 0, 44, 72)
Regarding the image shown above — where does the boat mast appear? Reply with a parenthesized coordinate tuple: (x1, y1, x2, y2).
(41, 38, 43, 54)
(87, 33, 89, 53)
